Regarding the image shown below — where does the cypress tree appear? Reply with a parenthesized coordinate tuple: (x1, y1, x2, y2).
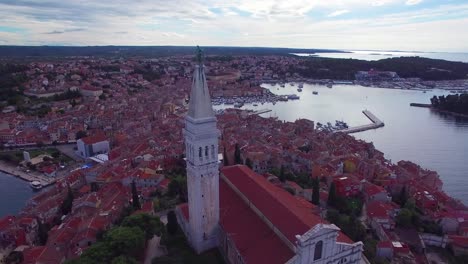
(245, 158, 252, 169)
(234, 143, 241, 164)
(328, 182, 337, 207)
(279, 165, 286, 183)
(223, 147, 229, 166)
(167, 210, 178, 235)
(312, 177, 320, 205)
(131, 180, 141, 210)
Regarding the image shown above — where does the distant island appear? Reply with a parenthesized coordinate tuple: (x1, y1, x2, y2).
(0, 45, 346, 58)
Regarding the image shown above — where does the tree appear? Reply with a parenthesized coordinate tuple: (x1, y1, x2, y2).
(328, 183, 337, 207)
(223, 147, 229, 166)
(234, 143, 241, 165)
(122, 213, 163, 239)
(166, 210, 178, 235)
(60, 185, 74, 215)
(105, 226, 145, 258)
(396, 208, 413, 228)
(398, 186, 408, 207)
(36, 141, 44, 148)
(51, 151, 60, 159)
(279, 165, 286, 183)
(245, 158, 252, 169)
(37, 219, 49, 245)
(131, 180, 141, 210)
(75, 130, 87, 140)
(111, 256, 139, 264)
(312, 177, 320, 205)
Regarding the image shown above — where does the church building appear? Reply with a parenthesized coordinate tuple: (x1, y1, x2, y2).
(176, 48, 365, 264)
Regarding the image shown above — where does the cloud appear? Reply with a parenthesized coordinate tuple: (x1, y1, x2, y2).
(328, 10, 349, 17)
(44, 28, 86, 34)
(405, 0, 423, 5)
(0, 1, 467, 51)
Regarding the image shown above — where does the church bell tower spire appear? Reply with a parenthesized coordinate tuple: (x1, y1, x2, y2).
(183, 46, 220, 253)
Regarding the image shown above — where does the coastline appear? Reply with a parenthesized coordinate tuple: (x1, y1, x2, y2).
(410, 103, 468, 118)
(0, 161, 56, 187)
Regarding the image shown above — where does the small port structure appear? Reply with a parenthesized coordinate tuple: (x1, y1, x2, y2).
(341, 110, 385, 134)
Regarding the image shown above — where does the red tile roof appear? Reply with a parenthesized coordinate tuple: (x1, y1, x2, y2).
(80, 134, 107, 145)
(221, 165, 352, 244)
(219, 180, 294, 264)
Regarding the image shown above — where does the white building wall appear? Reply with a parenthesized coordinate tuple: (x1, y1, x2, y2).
(91, 141, 110, 155)
(184, 116, 220, 254)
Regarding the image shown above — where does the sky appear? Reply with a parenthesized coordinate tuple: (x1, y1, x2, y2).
(0, 0, 467, 52)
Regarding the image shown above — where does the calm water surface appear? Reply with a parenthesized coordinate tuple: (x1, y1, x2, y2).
(215, 84, 468, 204)
(293, 50, 468, 63)
(0, 171, 35, 216)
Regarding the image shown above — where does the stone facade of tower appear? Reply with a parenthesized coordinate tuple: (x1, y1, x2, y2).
(183, 61, 220, 254)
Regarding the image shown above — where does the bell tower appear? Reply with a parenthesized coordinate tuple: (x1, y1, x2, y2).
(183, 46, 220, 253)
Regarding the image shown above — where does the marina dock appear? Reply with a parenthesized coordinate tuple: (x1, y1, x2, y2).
(251, 109, 272, 115)
(341, 110, 385, 134)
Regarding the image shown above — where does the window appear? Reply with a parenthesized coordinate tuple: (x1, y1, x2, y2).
(205, 146, 209, 157)
(314, 241, 323, 260)
(211, 145, 215, 159)
(199, 147, 202, 157)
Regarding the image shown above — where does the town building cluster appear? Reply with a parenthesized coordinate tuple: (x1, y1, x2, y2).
(0, 54, 467, 263)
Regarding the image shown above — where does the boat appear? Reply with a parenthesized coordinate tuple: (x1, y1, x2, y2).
(30, 181, 43, 190)
(234, 102, 244, 108)
(312, 91, 318, 95)
(280, 83, 285, 88)
(253, 104, 258, 106)
(287, 94, 300, 100)
(291, 83, 295, 86)
(327, 83, 333, 88)
(298, 83, 304, 88)
(297, 88, 302, 92)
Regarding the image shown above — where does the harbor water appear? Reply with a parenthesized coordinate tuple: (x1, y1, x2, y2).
(215, 83, 468, 204)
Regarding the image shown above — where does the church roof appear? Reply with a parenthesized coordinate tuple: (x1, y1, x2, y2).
(178, 165, 353, 263)
(187, 63, 215, 119)
(219, 179, 294, 263)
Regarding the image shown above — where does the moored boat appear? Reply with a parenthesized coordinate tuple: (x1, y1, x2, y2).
(30, 181, 43, 191)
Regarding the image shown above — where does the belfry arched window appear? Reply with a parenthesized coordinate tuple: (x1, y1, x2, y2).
(314, 241, 323, 260)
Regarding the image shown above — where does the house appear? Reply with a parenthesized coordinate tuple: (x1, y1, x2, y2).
(363, 182, 391, 203)
(376, 241, 411, 260)
(333, 175, 361, 197)
(22, 246, 66, 264)
(76, 135, 110, 158)
(366, 201, 400, 230)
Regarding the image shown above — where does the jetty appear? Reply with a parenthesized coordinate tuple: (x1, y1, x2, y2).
(341, 110, 385, 134)
(410, 103, 431, 108)
(0, 161, 56, 188)
(251, 109, 272, 115)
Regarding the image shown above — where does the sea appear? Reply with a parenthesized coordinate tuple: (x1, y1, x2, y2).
(0, 171, 36, 216)
(215, 84, 468, 205)
(292, 50, 468, 63)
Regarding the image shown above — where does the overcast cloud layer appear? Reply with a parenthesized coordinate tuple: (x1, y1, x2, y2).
(0, 0, 467, 52)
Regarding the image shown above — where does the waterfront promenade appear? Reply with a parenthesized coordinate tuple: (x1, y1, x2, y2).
(0, 161, 56, 187)
(342, 110, 385, 134)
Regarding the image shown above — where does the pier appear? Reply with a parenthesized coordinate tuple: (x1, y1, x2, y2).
(251, 109, 272, 115)
(0, 161, 56, 188)
(341, 110, 385, 134)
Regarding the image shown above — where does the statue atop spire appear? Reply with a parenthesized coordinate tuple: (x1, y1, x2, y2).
(196, 45, 203, 65)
